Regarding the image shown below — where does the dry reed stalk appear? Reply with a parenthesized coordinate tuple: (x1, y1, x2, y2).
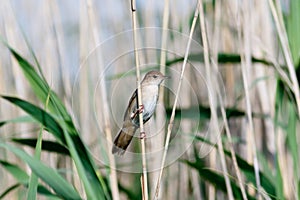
(206, 2, 216, 198)
(268, 0, 300, 116)
(78, 0, 91, 138)
(208, 149, 216, 199)
(154, 1, 201, 198)
(255, 35, 294, 103)
(221, 0, 236, 107)
(49, 1, 72, 100)
(277, 129, 293, 198)
(237, 1, 261, 198)
(198, 0, 234, 199)
(175, 3, 195, 200)
(151, 0, 170, 198)
(3, 3, 27, 99)
(176, 65, 193, 200)
(220, 104, 248, 200)
(78, 1, 91, 194)
(48, 0, 77, 187)
(42, 0, 63, 174)
(131, 1, 149, 199)
(252, 0, 276, 176)
(3, 0, 33, 177)
(0, 3, 19, 199)
(203, 4, 215, 200)
(85, 0, 120, 199)
(210, 1, 248, 199)
(268, 1, 300, 196)
(161, 4, 182, 197)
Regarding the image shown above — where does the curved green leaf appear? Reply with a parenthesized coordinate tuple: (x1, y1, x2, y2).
(12, 138, 70, 155)
(0, 116, 36, 128)
(1, 96, 65, 144)
(0, 160, 61, 199)
(0, 160, 29, 184)
(1, 95, 107, 199)
(184, 158, 255, 200)
(192, 136, 276, 199)
(3, 42, 109, 200)
(0, 143, 81, 200)
(7, 46, 72, 122)
(0, 184, 22, 199)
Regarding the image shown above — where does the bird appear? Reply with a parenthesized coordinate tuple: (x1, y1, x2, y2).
(112, 71, 168, 155)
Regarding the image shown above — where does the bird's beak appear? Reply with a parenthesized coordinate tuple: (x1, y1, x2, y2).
(164, 75, 170, 79)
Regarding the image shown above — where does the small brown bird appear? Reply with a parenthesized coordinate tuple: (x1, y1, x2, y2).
(112, 71, 168, 155)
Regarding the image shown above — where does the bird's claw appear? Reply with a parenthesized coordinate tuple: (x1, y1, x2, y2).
(130, 104, 144, 119)
(140, 131, 146, 139)
(137, 105, 144, 114)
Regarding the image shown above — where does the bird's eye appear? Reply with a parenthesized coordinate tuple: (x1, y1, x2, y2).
(153, 75, 158, 78)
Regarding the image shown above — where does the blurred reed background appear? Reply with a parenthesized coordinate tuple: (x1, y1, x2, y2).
(0, 0, 299, 199)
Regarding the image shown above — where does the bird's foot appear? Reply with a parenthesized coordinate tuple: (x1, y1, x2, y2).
(140, 131, 146, 139)
(130, 105, 144, 119)
(137, 105, 144, 114)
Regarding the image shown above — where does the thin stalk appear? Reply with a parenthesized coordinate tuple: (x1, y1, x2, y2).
(154, 0, 169, 198)
(77, 1, 90, 193)
(26, 129, 42, 200)
(269, 0, 300, 197)
(268, 0, 300, 116)
(198, 0, 234, 199)
(86, 0, 120, 199)
(238, 1, 261, 198)
(159, 0, 170, 78)
(49, 0, 72, 98)
(154, 1, 200, 198)
(268, 0, 300, 197)
(131, 1, 149, 199)
(27, 89, 52, 199)
(219, 102, 248, 200)
(212, 1, 247, 199)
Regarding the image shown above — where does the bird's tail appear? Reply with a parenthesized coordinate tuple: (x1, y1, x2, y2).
(112, 125, 137, 156)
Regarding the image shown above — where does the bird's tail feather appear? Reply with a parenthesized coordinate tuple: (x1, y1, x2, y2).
(112, 126, 137, 156)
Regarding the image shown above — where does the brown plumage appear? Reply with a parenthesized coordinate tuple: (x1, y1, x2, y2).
(112, 71, 167, 155)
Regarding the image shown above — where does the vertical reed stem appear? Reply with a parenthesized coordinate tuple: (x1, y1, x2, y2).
(237, 1, 261, 198)
(154, 1, 200, 198)
(198, 0, 234, 199)
(86, 0, 120, 199)
(131, 1, 149, 199)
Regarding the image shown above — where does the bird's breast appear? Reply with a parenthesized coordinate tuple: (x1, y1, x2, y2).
(131, 85, 159, 126)
(142, 85, 159, 114)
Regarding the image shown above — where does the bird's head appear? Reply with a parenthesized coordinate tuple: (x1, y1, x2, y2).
(142, 70, 169, 86)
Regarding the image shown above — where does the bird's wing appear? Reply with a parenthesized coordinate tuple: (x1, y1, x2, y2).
(123, 89, 138, 121)
(123, 88, 153, 125)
